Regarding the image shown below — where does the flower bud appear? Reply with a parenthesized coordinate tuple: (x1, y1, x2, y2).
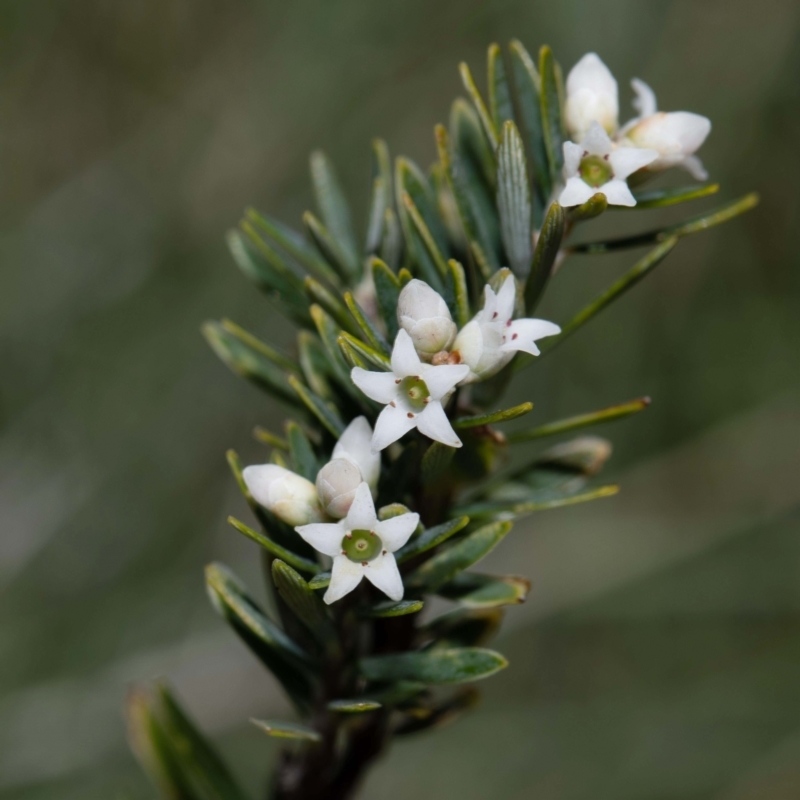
(397, 279, 457, 358)
(565, 53, 619, 140)
(332, 416, 380, 491)
(623, 111, 711, 175)
(315, 458, 362, 519)
(242, 464, 323, 526)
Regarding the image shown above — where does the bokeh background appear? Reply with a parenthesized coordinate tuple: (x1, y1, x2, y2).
(2, 0, 799, 797)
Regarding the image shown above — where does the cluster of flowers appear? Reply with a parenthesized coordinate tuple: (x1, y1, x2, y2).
(559, 53, 711, 208)
(243, 51, 712, 606)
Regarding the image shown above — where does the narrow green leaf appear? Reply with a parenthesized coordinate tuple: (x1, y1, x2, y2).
(308, 571, 331, 590)
(338, 332, 392, 371)
(454, 402, 533, 430)
(371, 256, 402, 340)
(251, 719, 321, 742)
(424, 608, 503, 648)
(362, 599, 425, 618)
(285, 421, 318, 481)
(361, 647, 507, 685)
(381, 207, 403, 271)
(206, 563, 313, 711)
(228, 517, 319, 575)
(365, 139, 393, 254)
(509, 39, 550, 209)
(304, 276, 360, 337)
(202, 321, 298, 406)
(344, 291, 390, 354)
(459, 62, 499, 149)
(546, 237, 678, 351)
(573, 193, 759, 253)
(253, 427, 288, 450)
(457, 485, 619, 519)
(302, 211, 353, 282)
(327, 699, 382, 713)
(567, 192, 608, 223)
(437, 573, 530, 608)
(401, 190, 449, 283)
(288, 375, 346, 437)
(394, 687, 480, 736)
(421, 441, 456, 484)
(309, 304, 362, 398)
(508, 396, 650, 442)
(310, 150, 360, 278)
(245, 208, 341, 287)
(488, 43, 514, 128)
(524, 201, 565, 314)
(221, 319, 299, 374)
(539, 45, 564, 188)
(496, 121, 533, 280)
(628, 183, 720, 209)
(271, 560, 338, 648)
(447, 259, 471, 328)
(338, 336, 369, 369)
(396, 516, 470, 564)
(298, 330, 335, 401)
(407, 521, 512, 591)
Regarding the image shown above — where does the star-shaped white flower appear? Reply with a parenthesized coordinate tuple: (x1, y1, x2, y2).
(452, 274, 561, 383)
(619, 78, 712, 180)
(296, 482, 419, 604)
(351, 329, 469, 452)
(559, 122, 659, 208)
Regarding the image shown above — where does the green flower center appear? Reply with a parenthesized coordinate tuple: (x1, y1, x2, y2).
(399, 376, 430, 411)
(579, 154, 613, 188)
(341, 529, 383, 563)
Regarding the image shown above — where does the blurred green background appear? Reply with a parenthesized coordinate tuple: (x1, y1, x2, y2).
(1, 0, 799, 797)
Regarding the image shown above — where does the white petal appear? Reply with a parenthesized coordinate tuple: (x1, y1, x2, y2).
(390, 329, 423, 377)
(627, 111, 711, 158)
(565, 53, 619, 138)
(475, 283, 498, 324)
(333, 416, 380, 490)
(581, 121, 614, 156)
(324, 555, 365, 604)
(363, 553, 404, 601)
(422, 363, 470, 401)
(351, 368, 399, 404)
(500, 318, 562, 355)
(563, 141, 583, 177)
(295, 521, 345, 557)
(559, 176, 595, 208)
(451, 319, 483, 371)
(243, 464, 322, 526)
(495, 274, 517, 322)
(375, 512, 420, 552)
(608, 146, 659, 180)
(415, 401, 462, 448)
(599, 179, 637, 207)
(631, 77, 657, 118)
(397, 279, 451, 321)
(344, 482, 377, 531)
(681, 154, 708, 181)
(371, 403, 418, 452)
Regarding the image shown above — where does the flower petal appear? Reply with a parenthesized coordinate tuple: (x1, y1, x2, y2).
(581, 121, 614, 156)
(559, 176, 595, 208)
(363, 553, 404, 601)
(390, 329, 423, 378)
(631, 77, 657, 118)
(295, 521, 346, 557)
(495, 274, 517, 322)
(681, 154, 708, 181)
(562, 141, 583, 177)
(371, 403, 418, 452)
(333, 416, 381, 490)
(452, 319, 483, 372)
(415, 401, 462, 448)
(351, 368, 399, 404)
(324, 555, 365, 604)
(423, 363, 471, 401)
(608, 146, 658, 181)
(565, 53, 619, 139)
(500, 318, 562, 355)
(375, 512, 420, 552)
(344, 481, 377, 531)
(599, 178, 637, 207)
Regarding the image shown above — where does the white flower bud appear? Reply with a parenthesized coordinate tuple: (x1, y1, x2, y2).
(242, 464, 323, 527)
(565, 53, 619, 140)
(397, 279, 457, 359)
(315, 458, 363, 519)
(332, 416, 380, 491)
(623, 111, 711, 175)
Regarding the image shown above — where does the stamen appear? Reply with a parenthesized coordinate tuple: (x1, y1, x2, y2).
(512, 333, 518, 340)
(407, 412, 414, 418)
(395, 378, 401, 384)
(389, 401, 396, 408)
(492, 311, 498, 319)
(382, 550, 387, 555)
(423, 397, 430, 404)
(361, 561, 368, 566)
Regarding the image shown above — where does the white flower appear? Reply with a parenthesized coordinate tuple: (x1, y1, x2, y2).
(619, 78, 711, 179)
(351, 329, 469, 452)
(296, 482, 419, 604)
(397, 279, 457, 359)
(242, 464, 324, 527)
(559, 122, 658, 208)
(452, 274, 561, 383)
(565, 53, 619, 140)
(316, 416, 381, 519)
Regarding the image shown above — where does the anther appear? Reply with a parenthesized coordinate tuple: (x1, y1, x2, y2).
(512, 333, 518, 340)
(389, 401, 396, 408)
(382, 550, 387, 555)
(361, 561, 368, 567)
(423, 397, 430, 404)
(395, 378, 401, 384)
(492, 311, 498, 319)
(407, 412, 414, 418)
